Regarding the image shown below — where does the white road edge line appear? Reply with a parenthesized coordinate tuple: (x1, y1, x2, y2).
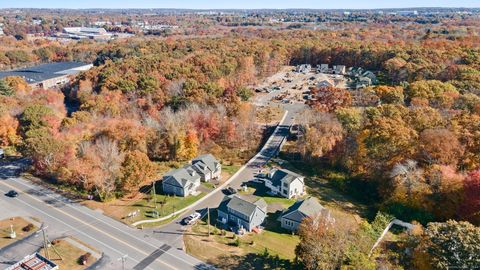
(0, 182, 169, 270)
(9, 176, 201, 268)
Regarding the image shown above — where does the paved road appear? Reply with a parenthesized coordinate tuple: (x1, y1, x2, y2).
(153, 101, 306, 249)
(0, 71, 308, 268)
(0, 161, 212, 270)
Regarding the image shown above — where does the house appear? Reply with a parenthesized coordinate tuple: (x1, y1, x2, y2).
(280, 197, 331, 231)
(265, 168, 305, 199)
(6, 253, 58, 270)
(318, 64, 329, 73)
(317, 79, 334, 88)
(162, 165, 201, 197)
(296, 64, 311, 74)
(217, 195, 267, 233)
(333, 65, 346, 75)
(0, 62, 93, 89)
(361, 70, 378, 84)
(192, 154, 221, 182)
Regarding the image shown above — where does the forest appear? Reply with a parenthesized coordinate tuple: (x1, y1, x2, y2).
(0, 14, 479, 268)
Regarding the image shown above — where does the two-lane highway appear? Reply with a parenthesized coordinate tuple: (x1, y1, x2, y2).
(0, 170, 212, 270)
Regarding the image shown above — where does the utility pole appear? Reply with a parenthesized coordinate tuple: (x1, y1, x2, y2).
(39, 227, 62, 261)
(41, 227, 50, 260)
(152, 181, 157, 209)
(207, 207, 210, 237)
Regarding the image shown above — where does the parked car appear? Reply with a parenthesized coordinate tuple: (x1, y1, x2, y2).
(256, 173, 268, 179)
(0, 148, 4, 159)
(251, 178, 264, 184)
(182, 212, 201, 225)
(224, 186, 237, 195)
(5, 190, 18, 198)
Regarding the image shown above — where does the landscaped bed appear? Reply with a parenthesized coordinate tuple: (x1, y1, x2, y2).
(38, 237, 99, 270)
(0, 217, 38, 249)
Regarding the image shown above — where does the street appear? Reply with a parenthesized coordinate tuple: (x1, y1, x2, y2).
(0, 163, 212, 270)
(0, 84, 307, 269)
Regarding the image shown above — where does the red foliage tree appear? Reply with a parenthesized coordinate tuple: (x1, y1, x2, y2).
(459, 170, 480, 225)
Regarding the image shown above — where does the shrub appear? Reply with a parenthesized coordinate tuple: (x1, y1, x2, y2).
(22, 224, 34, 232)
(78, 252, 92, 265)
(51, 239, 61, 245)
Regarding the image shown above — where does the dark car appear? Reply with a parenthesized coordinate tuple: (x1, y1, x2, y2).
(5, 190, 18, 198)
(224, 187, 237, 195)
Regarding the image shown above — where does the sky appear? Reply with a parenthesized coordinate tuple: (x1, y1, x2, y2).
(0, 0, 478, 9)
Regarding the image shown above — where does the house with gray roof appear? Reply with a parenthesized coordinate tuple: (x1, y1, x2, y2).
(280, 197, 330, 231)
(162, 165, 201, 197)
(217, 195, 267, 233)
(333, 65, 346, 75)
(192, 154, 221, 182)
(265, 168, 305, 199)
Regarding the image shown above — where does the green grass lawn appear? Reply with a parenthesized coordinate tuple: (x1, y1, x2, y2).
(126, 192, 206, 222)
(239, 184, 297, 209)
(222, 164, 241, 175)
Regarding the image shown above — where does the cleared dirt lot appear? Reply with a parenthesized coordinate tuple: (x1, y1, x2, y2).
(254, 66, 349, 106)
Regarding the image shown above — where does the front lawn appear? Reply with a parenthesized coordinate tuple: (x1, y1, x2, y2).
(83, 191, 205, 224)
(185, 217, 299, 269)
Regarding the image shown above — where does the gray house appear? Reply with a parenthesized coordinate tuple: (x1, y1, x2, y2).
(280, 197, 329, 231)
(265, 168, 305, 199)
(192, 154, 221, 182)
(162, 165, 201, 197)
(217, 195, 267, 233)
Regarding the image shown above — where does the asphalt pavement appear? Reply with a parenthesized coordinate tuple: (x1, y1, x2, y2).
(0, 73, 307, 269)
(0, 164, 213, 270)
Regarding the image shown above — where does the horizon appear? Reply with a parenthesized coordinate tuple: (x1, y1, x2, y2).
(0, 0, 479, 10)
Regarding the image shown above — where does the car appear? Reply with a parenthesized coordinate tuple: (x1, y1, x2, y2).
(224, 186, 237, 195)
(5, 190, 18, 198)
(182, 212, 201, 225)
(256, 173, 268, 179)
(251, 178, 264, 184)
(0, 148, 4, 159)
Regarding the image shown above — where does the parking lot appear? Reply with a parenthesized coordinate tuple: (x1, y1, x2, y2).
(254, 66, 349, 105)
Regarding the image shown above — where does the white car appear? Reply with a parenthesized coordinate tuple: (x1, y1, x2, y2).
(184, 212, 201, 225)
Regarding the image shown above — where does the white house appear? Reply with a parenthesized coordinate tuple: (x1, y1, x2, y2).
(191, 154, 221, 182)
(333, 65, 346, 75)
(265, 168, 305, 199)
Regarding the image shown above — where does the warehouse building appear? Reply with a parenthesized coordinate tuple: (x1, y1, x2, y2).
(0, 62, 93, 89)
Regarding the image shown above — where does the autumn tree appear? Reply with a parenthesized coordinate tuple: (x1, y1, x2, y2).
(406, 80, 459, 109)
(309, 86, 352, 112)
(459, 170, 480, 225)
(297, 111, 344, 160)
(390, 160, 429, 209)
(413, 221, 480, 269)
(120, 150, 158, 194)
(0, 79, 14, 96)
(418, 129, 464, 166)
(295, 213, 345, 270)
